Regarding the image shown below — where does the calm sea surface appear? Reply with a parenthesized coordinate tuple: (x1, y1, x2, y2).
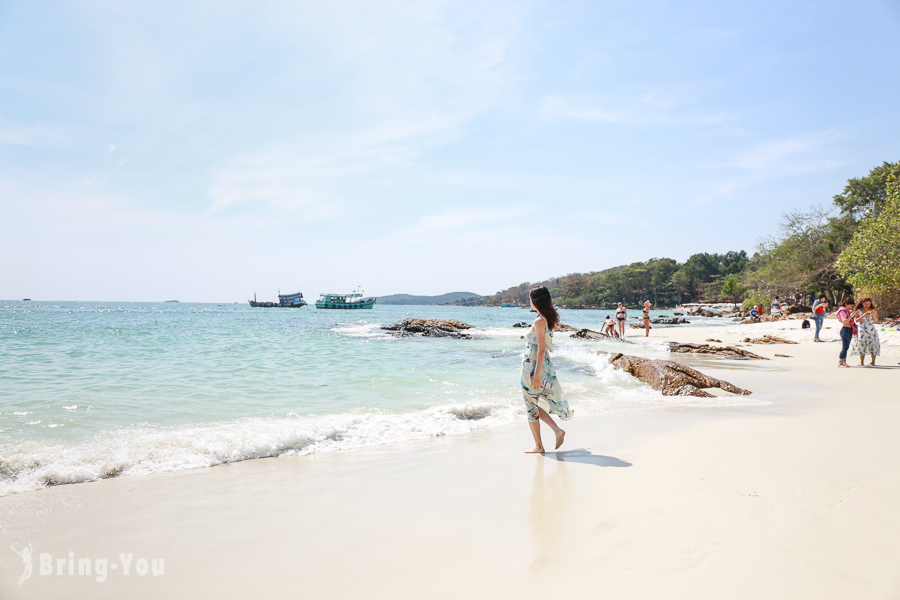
(0, 301, 747, 494)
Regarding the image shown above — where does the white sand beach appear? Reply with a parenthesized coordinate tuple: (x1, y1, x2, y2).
(2, 317, 899, 599)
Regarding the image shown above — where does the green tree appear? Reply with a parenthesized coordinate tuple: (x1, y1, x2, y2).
(721, 274, 744, 303)
(833, 160, 900, 220)
(836, 176, 900, 305)
(744, 206, 854, 303)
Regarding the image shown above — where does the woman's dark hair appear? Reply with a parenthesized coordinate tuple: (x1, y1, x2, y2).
(843, 298, 855, 306)
(855, 297, 876, 311)
(529, 286, 560, 331)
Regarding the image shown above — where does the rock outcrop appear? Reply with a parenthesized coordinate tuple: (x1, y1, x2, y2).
(667, 342, 767, 360)
(572, 328, 607, 340)
(600, 352, 752, 397)
(785, 305, 812, 314)
(512, 322, 529, 328)
(382, 318, 472, 339)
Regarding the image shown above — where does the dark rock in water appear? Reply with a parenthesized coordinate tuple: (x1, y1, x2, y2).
(572, 328, 607, 340)
(512, 322, 529, 328)
(775, 354, 793, 358)
(563, 327, 633, 343)
(555, 323, 578, 332)
(599, 351, 752, 397)
(667, 342, 767, 360)
(673, 312, 684, 316)
(706, 339, 722, 343)
(382, 318, 472, 339)
(648, 317, 689, 325)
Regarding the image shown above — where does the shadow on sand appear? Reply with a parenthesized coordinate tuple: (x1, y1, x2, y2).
(542, 448, 632, 467)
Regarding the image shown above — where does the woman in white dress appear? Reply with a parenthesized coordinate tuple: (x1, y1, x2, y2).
(520, 286, 573, 454)
(851, 297, 880, 367)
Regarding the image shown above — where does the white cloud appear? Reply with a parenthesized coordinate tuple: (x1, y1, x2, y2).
(199, 1, 528, 212)
(401, 207, 529, 236)
(730, 130, 846, 174)
(539, 92, 729, 126)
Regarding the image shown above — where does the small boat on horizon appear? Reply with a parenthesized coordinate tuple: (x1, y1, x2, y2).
(315, 292, 376, 309)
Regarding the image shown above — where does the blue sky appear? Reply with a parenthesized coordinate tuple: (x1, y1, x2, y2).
(1, 0, 898, 301)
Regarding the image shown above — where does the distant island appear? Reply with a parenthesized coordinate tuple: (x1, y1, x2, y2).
(378, 292, 483, 306)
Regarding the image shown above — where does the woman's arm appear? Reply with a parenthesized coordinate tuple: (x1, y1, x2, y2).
(531, 317, 546, 388)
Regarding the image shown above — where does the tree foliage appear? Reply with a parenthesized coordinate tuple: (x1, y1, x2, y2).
(742, 206, 854, 304)
(833, 160, 900, 220)
(836, 176, 900, 297)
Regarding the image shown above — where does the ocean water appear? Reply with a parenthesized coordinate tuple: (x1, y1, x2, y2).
(0, 301, 748, 495)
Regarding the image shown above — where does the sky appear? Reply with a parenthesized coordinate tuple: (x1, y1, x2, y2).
(1, 0, 899, 302)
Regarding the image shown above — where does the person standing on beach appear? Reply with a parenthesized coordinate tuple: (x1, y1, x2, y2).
(812, 295, 828, 342)
(836, 299, 855, 368)
(851, 297, 880, 367)
(771, 296, 783, 321)
(616, 302, 627, 338)
(521, 286, 572, 454)
(643, 300, 651, 337)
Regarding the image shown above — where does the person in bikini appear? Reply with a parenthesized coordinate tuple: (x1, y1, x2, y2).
(642, 300, 651, 337)
(602, 315, 617, 337)
(615, 302, 627, 338)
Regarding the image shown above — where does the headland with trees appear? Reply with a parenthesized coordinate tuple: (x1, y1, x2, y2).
(478, 161, 900, 316)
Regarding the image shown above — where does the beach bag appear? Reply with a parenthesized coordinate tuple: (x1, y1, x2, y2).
(802, 319, 810, 329)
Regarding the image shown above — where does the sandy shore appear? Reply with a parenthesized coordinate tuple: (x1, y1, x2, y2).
(2, 318, 899, 599)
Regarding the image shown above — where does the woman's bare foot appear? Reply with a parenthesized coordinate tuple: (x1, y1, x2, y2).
(554, 429, 565, 450)
(524, 446, 545, 454)
(838, 362, 850, 368)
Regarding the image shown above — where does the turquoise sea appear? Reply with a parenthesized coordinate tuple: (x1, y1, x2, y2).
(0, 301, 749, 495)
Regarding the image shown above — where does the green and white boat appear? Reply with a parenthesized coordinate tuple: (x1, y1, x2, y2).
(315, 292, 376, 309)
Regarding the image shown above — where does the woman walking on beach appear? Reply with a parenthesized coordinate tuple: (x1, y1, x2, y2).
(851, 297, 880, 366)
(521, 286, 573, 454)
(836, 299, 855, 368)
(616, 302, 627, 338)
(643, 300, 651, 337)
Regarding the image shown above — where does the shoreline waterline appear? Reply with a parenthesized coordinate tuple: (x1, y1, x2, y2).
(1, 302, 756, 496)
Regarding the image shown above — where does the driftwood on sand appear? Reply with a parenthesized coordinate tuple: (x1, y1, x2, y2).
(600, 351, 752, 397)
(742, 335, 798, 345)
(382, 318, 472, 339)
(667, 342, 767, 360)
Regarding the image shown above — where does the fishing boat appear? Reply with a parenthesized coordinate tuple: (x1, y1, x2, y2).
(315, 292, 376, 309)
(248, 291, 308, 308)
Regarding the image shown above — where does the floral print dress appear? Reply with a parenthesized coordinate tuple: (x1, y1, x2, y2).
(851, 312, 881, 356)
(520, 320, 573, 422)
